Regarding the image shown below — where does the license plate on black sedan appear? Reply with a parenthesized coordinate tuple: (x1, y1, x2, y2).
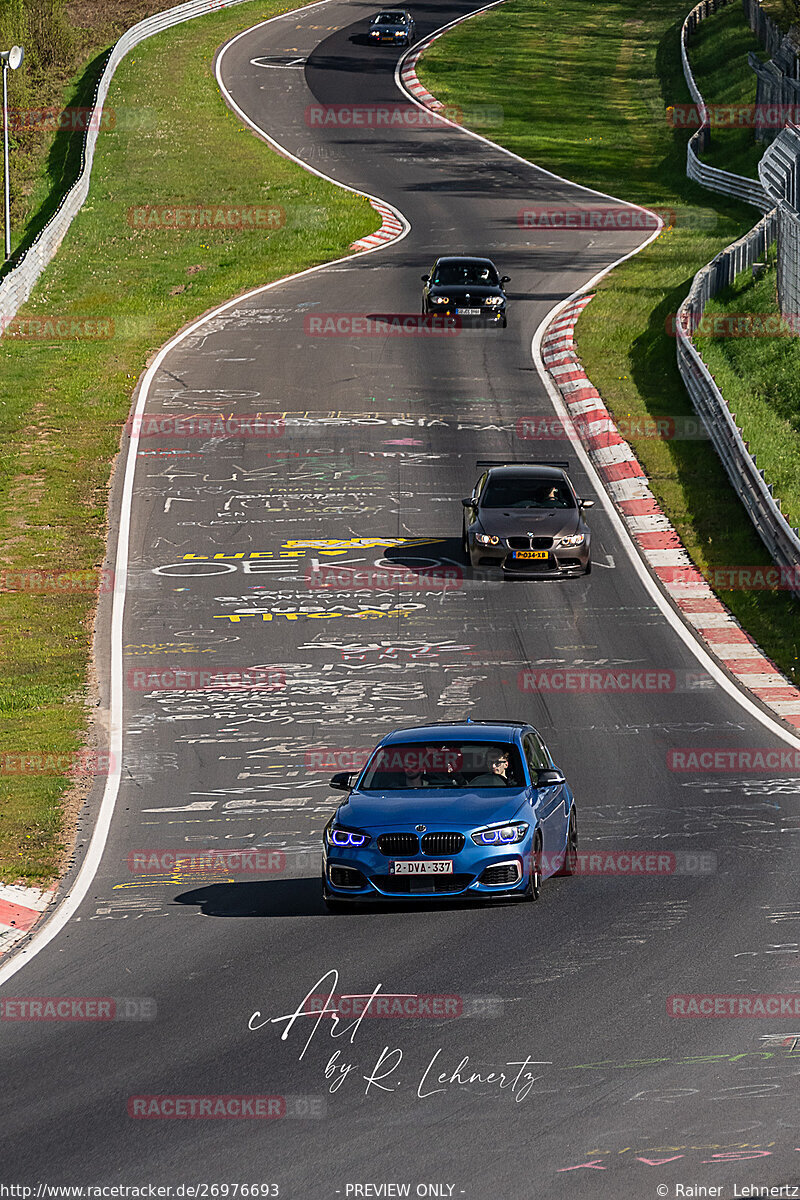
(391, 860, 453, 875)
(512, 550, 549, 560)
(456, 308, 481, 316)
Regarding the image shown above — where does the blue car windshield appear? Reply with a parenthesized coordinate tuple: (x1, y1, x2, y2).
(374, 12, 406, 22)
(432, 262, 499, 286)
(482, 476, 574, 509)
(360, 741, 525, 789)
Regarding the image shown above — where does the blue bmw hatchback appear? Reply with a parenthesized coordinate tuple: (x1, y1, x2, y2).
(322, 721, 577, 908)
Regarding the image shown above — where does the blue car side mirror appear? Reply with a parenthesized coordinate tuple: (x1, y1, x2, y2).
(330, 772, 354, 791)
(536, 768, 565, 787)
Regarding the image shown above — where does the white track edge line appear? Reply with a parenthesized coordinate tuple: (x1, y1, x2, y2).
(397, 3, 800, 750)
(0, 0, 412, 988)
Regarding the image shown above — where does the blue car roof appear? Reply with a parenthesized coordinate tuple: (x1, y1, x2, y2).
(378, 722, 528, 745)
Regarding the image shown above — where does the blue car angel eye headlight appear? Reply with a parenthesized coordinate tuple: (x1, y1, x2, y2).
(329, 826, 369, 848)
(471, 823, 528, 846)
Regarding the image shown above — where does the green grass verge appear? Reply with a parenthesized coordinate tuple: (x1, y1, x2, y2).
(687, 2, 766, 178)
(0, 1, 377, 885)
(418, 0, 799, 687)
(698, 261, 800, 530)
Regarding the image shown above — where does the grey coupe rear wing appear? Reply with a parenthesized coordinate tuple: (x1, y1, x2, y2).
(475, 460, 570, 470)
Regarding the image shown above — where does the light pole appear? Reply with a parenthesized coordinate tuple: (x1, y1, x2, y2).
(1, 45, 24, 261)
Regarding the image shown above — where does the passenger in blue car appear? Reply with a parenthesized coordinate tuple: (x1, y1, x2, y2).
(404, 756, 465, 788)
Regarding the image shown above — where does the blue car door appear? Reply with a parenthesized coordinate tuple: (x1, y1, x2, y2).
(523, 733, 568, 866)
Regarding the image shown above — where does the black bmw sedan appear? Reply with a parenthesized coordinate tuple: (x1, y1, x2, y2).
(421, 256, 510, 327)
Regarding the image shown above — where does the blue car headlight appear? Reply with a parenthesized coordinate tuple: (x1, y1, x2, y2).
(471, 822, 528, 846)
(328, 826, 370, 848)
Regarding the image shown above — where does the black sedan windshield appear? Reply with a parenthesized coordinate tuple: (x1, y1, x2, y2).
(360, 741, 525, 789)
(432, 262, 499, 286)
(482, 476, 574, 509)
(374, 11, 406, 22)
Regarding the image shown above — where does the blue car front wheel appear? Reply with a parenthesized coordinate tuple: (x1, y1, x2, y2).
(525, 833, 542, 901)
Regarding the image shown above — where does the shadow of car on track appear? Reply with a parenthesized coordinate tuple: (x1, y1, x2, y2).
(172, 879, 527, 918)
(381, 539, 587, 584)
(173, 878, 323, 918)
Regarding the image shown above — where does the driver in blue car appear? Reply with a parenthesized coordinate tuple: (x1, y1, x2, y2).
(470, 748, 517, 787)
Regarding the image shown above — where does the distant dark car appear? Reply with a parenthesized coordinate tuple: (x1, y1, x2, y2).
(368, 9, 416, 44)
(462, 462, 594, 577)
(421, 256, 509, 327)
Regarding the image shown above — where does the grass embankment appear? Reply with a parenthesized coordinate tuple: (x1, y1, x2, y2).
(1, 0, 187, 269)
(0, 2, 376, 884)
(418, 0, 799, 681)
(698, 271, 800, 530)
(688, 1, 766, 177)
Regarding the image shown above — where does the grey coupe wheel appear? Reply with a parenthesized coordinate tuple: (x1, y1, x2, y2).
(584, 558, 592, 575)
(461, 521, 470, 560)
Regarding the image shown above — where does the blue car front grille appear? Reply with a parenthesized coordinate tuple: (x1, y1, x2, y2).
(421, 832, 465, 855)
(377, 833, 419, 856)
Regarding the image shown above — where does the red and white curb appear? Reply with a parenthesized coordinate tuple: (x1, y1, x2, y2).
(543, 295, 800, 731)
(0, 884, 56, 956)
(350, 198, 406, 251)
(400, 42, 445, 111)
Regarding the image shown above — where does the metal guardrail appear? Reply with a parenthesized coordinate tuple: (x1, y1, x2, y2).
(0, 0, 254, 329)
(760, 122, 800, 316)
(675, 213, 800, 597)
(675, 217, 800, 598)
(677, 5, 800, 594)
(741, 0, 790, 61)
(681, 0, 772, 210)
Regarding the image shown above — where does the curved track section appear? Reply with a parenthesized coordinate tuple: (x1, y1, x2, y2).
(2, 3, 800, 1196)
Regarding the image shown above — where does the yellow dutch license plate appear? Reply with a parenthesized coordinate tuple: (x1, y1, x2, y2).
(513, 550, 549, 560)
